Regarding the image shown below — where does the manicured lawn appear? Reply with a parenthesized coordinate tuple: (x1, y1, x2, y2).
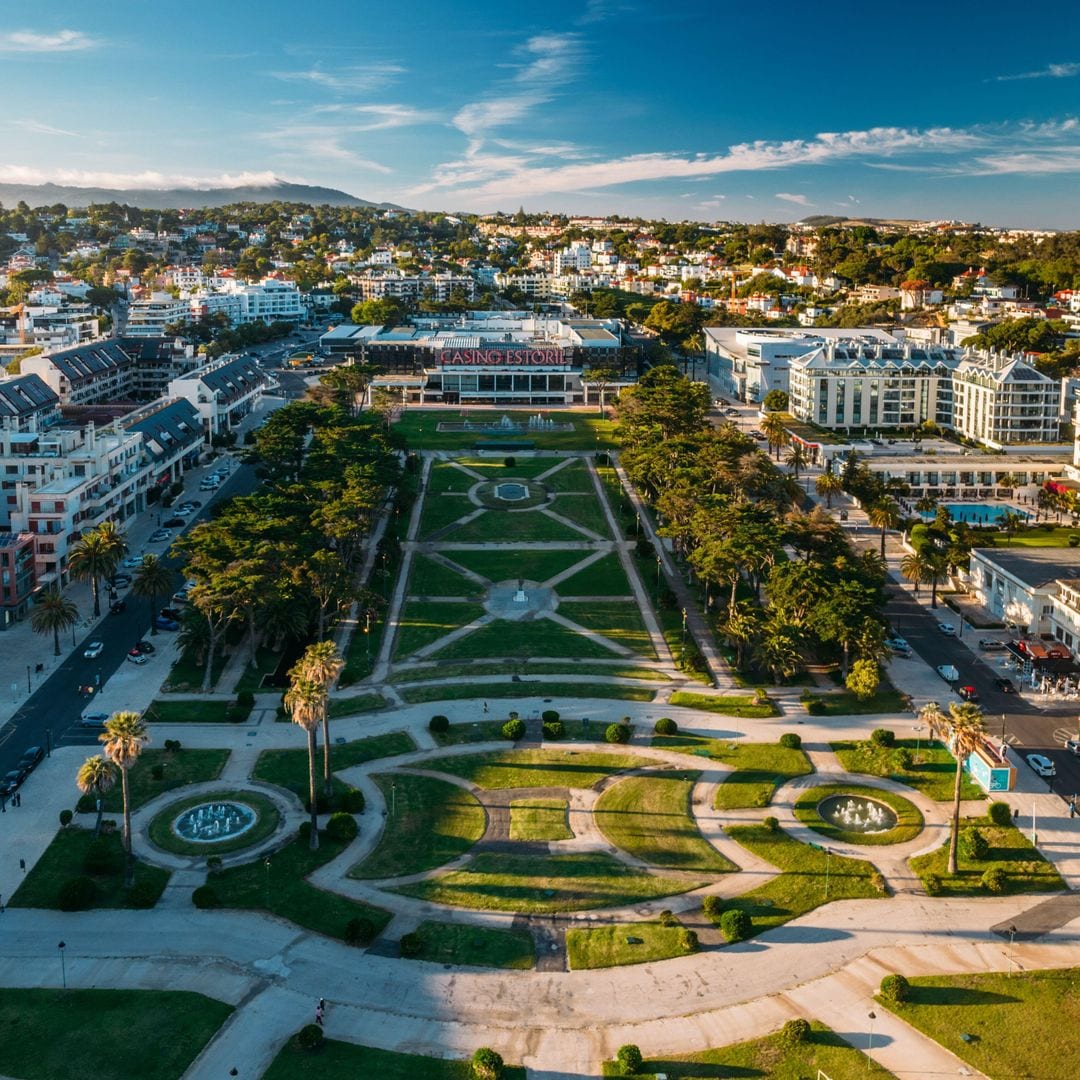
(212, 831, 391, 943)
(427, 460, 481, 493)
(144, 699, 246, 724)
(793, 783, 924, 846)
(473, 479, 550, 510)
(601, 1021, 895, 1078)
(390, 659, 668, 682)
(456, 456, 563, 479)
(147, 789, 281, 856)
(652, 735, 812, 809)
(805, 687, 910, 715)
(0, 989, 234, 1080)
(568, 919, 697, 969)
(399, 681, 657, 704)
(324, 692, 390, 718)
(551, 493, 611, 537)
(430, 617, 624, 660)
(349, 774, 486, 879)
(393, 409, 617, 451)
(559, 600, 657, 658)
(831, 738, 982, 801)
(446, 547, 588, 584)
(595, 772, 735, 872)
(265, 1038, 527, 1080)
(160, 648, 228, 693)
(234, 645, 282, 693)
(541, 458, 591, 491)
(98, 747, 229, 812)
(668, 691, 779, 717)
(880, 969, 1080, 1079)
(408, 553, 482, 597)
(424, 749, 646, 789)
(419, 493, 473, 538)
(404, 920, 535, 969)
(999, 526, 1080, 548)
(909, 817, 1066, 896)
(339, 612, 386, 687)
(444, 508, 586, 543)
(397, 851, 705, 913)
(11, 827, 170, 910)
(722, 823, 882, 934)
(510, 797, 572, 840)
(394, 600, 486, 657)
(432, 719, 508, 745)
(556, 552, 632, 596)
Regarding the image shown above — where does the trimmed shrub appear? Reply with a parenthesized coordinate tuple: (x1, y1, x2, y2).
(326, 812, 359, 843)
(658, 909, 677, 927)
(719, 908, 752, 943)
(871, 871, 889, 896)
(763, 816, 779, 832)
(192, 885, 220, 909)
(654, 717, 678, 735)
(541, 709, 560, 723)
(542, 720, 565, 740)
(59, 809, 73, 828)
(880, 973, 911, 1004)
(501, 718, 526, 741)
(924, 872, 942, 897)
(206, 856, 223, 876)
(895, 748, 913, 770)
(988, 801, 1012, 827)
(236, 689, 255, 709)
(59, 876, 98, 912)
(702, 895, 724, 921)
(150, 764, 165, 781)
(472, 1047, 503, 1079)
(503, 456, 516, 469)
(779, 1018, 812, 1048)
(127, 880, 159, 909)
(680, 928, 699, 953)
(226, 706, 247, 724)
(959, 828, 989, 861)
(870, 728, 895, 748)
(399, 931, 423, 958)
(429, 714, 450, 733)
(345, 916, 374, 947)
(83, 838, 122, 876)
(806, 699, 827, 716)
(616, 1044, 643, 1075)
(163, 738, 182, 752)
(297, 821, 314, 843)
(76, 794, 95, 814)
(605, 722, 631, 744)
(295, 1024, 324, 1051)
(982, 867, 1007, 894)
(778, 732, 801, 749)
(340, 788, 366, 814)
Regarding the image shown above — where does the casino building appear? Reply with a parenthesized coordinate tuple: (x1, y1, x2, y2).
(319, 311, 640, 405)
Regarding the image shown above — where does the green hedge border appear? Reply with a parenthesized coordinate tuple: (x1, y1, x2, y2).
(793, 783, 924, 846)
(147, 789, 282, 857)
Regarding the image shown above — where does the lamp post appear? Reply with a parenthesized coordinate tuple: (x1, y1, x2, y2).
(681, 608, 687, 648)
(913, 723, 924, 763)
(867, 1010, 876, 1066)
(58, 941, 67, 989)
(263, 857, 271, 908)
(25, 665, 31, 694)
(655, 556, 661, 603)
(1007, 922, 1017, 975)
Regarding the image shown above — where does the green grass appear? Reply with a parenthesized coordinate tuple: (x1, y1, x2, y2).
(455, 456, 564, 479)
(558, 600, 657, 658)
(324, 692, 390, 718)
(804, 687, 910, 715)
(98, 748, 228, 812)
(668, 691, 779, 717)
(349, 774, 486, 879)
(339, 611, 387, 687)
(160, 647, 228, 693)
(595, 465, 632, 534)
(444, 547, 588, 584)
(213, 830, 391, 942)
(509, 797, 572, 840)
(10, 827, 170, 910)
(879, 969, 1080, 1080)
(394, 600, 486, 657)
(602, 1021, 895, 1078)
(408, 553, 482, 597)
(397, 851, 706, 913)
(831, 738, 982, 802)
(568, 919, 697, 969)
(399, 680, 657, 704)
(419, 493, 473, 538)
(265, 1038, 527, 1080)
(997, 525, 1080, 548)
(541, 458, 591, 491)
(147, 789, 281, 856)
(722, 823, 882, 934)
(428, 460, 481, 493)
(595, 772, 735, 872)
(432, 719, 509, 745)
(556, 552, 632, 596)
(394, 409, 617, 451)
(651, 736, 813, 809)
(443, 508, 586, 543)
(793, 783, 924, 846)
(404, 920, 535, 969)
(144, 699, 246, 724)
(424, 748, 647, 789)
(550, 493, 611, 537)
(234, 645, 282, 693)
(430, 617, 625, 660)
(909, 817, 1066, 895)
(0, 989, 234, 1080)
(390, 660, 668, 682)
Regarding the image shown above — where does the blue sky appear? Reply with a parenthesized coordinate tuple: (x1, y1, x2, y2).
(2, 0, 1080, 226)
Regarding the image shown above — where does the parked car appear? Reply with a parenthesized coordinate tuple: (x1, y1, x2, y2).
(79, 713, 109, 729)
(1065, 738, 1080, 756)
(122, 555, 146, 569)
(108, 574, 132, 588)
(979, 639, 1006, 651)
(126, 650, 148, 665)
(18, 746, 43, 775)
(154, 616, 180, 631)
(937, 622, 956, 636)
(993, 677, 1016, 693)
(83, 641, 104, 659)
(180, 500, 202, 510)
(936, 664, 960, 682)
(163, 517, 186, 528)
(0, 770, 23, 797)
(171, 506, 193, 517)
(135, 640, 155, 655)
(1026, 753, 1056, 778)
(159, 607, 182, 621)
(886, 636, 911, 656)
(110, 600, 126, 615)
(148, 529, 172, 543)
(958, 685, 979, 702)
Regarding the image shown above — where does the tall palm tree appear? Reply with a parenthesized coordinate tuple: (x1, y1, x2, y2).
(30, 588, 79, 656)
(721, 602, 761, 671)
(900, 550, 930, 596)
(785, 443, 809, 480)
(67, 523, 127, 618)
(921, 702, 987, 874)
(76, 755, 117, 837)
(866, 499, 902, 559)
(815, 469, 843, 509)
(759, 412, 789, 460)
(753, 622, 803, 685)
(291, 641, 344, 799)
(1000, 511, 1024, 545)
(132, 555, 175, 637)
(284, 676, 326, 849)
(914, 495, 938, 517)
(923, 550, 950, 608)
(99, 711, 148, 886)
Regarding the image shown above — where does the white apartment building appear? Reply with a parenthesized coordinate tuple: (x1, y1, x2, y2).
(966, 548, 1080, 638)
(126, 292, 190, 337)
(494, 272, 553, 300)
(350, 272, 476, 304)
(168, 355, 267, 442)
(127, 278, 305, 335)
(553, 242, 591, 275)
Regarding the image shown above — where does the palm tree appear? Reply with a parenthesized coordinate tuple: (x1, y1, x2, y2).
(759, 412, 789, 460)
(76, 755, 117, 837)
(721, 602, 761, 671)
(99, 711, 148, 885)
(923, 550, 950, 608)
(815, 469, 843, 509)
(1000, 511, 1024, 545)
(921, 702, 987, 874)
(900, 550, 930, 596)
(67, 523, 127, 618)
(285, 676, 326, 850)
(753, 622, 803, 685)
(30, 588, 79, 656)
(785, 443, 809, 480)
(290, 641, 344, 799)
(132, 555, 174, 637)
(866, 499, 901, 559)
(914, 495, 938, 517)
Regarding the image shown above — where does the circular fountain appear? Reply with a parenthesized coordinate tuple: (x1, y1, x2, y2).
(495, 482, 529, 501)
(817, 794, 898, 834)
(173, 801, 257, 844)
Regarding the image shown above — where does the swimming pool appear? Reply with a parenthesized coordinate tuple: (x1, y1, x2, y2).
(918, 503, 1031, 525)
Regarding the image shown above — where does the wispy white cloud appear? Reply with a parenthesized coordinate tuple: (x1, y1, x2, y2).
(311, 103, 437, 131)
(257, 122, 393, 173)
(0, 29, 100, 53)
(775, 192, 812, 206)
(995, 61, 1080, 82)
(0, 166, 281, 189)
(271, 63, 405, 92)
(11, 119, 83, 138)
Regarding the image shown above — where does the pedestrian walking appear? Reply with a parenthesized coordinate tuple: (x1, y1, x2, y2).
(315, 999, 324, 1027)
(1070, 797, 1077, 819)
(482, 701, 488, 715)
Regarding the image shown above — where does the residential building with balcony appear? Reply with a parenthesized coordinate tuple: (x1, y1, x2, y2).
(0, 530, 35, 628)
(0, 374, 61, 431)
(167, 355, 267, 442)
(22, 341, 135, 406)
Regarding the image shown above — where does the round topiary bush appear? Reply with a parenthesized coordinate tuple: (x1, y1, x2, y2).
(542, 720, 565, 740)
(871, 728, 896, 748)
(605, 722, 631, 744)
(326, 811, 359, 843)
(987, 801, 1012, 827)
(295, 1024, 325, 1051)
(880, 973, 911, 1004)
(127, 880, 159, 909)
(763, 816, 779, 832)
(206, 856, 223, 876)
(959, 827, 989, 861)
(806, 699, 827, 716)
(150, 763, 165, 781)
(192, 885, 220, 909)
(923, 872, 942, 896)
(164, 738, 182, 752)
(502, 718, 526, 741)
(616, 1044, 643, 1074)
(345, 916, 374, 946)
(429, 714, 450, 734)
(720, 908, 752, 943)
(871, 871, 889, 896)
(895, 748, 914, 770)
(340, 788, 366, 814)
(503, 456, 516, 469)
(236, 689, 255, 709)
(297, 821, 314, 844)
(982, 867, 1007, 894)
(59, 809, 73, 828)
(226, 707, 247, 724)
(778, 732, 801, 749)
(779, 1018, 812, 1048)
(654, 717, 678, 735)
(400, 931, 423, 958)
(542, 710, 560, 723)
(680, 928, 699, 953)
(76, 794, 95, 814)
(83, 838, 122, 876)
(59, 875, 98, 912)
(472, 1046, 504, 1080)
(702, 895, 724, 921)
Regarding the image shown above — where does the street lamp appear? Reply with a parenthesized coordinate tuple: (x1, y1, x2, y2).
(263, 857, 272, 908)
(913, 723, 924, 763)
(655, 555, 661, 602)
(58, 941, 67, 989)
(867, 1010, 876, 1066)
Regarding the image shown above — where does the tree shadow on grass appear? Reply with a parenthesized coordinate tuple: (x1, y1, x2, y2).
(909, 986, 1022, 1006)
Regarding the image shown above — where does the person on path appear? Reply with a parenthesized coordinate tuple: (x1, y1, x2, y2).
(315, 999, 325, 1027)
(482, 701, 488, 715)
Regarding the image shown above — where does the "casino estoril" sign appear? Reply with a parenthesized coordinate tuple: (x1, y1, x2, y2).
(437, 348, 568, 367)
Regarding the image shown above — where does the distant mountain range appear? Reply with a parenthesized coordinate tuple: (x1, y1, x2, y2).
(0, 178, 409, 211)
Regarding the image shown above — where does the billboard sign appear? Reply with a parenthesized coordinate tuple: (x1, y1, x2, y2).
(437, 348, 568, 367)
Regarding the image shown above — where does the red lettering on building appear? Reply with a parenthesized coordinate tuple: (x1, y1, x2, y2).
(438, 349, 566, 366)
